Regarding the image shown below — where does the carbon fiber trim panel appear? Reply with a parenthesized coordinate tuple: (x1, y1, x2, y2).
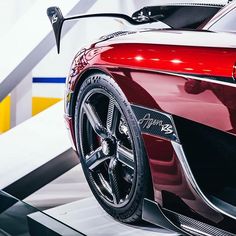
(142, 199, 189, 235)
(180, 218, 234, 235)
(99, 31, 136, 41)
(160, 3, 225, 7)
(164, 209, 236, 236)
(131, 104, 179, 142)
(143, 199, 235, 236)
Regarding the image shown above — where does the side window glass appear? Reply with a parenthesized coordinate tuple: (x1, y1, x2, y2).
(210, 8, 236, 32)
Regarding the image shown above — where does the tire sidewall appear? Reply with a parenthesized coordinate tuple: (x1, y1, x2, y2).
(74, 73, 151, 221)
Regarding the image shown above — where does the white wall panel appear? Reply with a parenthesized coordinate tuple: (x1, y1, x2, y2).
(33, 0, 125, 78)
(0, 0, 230, 99)
(0, 0, 37, 34)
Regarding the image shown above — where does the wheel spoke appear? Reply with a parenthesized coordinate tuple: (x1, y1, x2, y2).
(117, 144, 135, 170)
(86, 147, 110, 170)
(106, 97, 121, 135)
(108, 158, 120, 204)
(97, 173, 113, 195)
(83, 102, 109, 138)
(81, 91, 137, 206)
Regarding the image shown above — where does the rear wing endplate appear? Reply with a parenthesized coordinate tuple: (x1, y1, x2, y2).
(47, 6, 149, 53)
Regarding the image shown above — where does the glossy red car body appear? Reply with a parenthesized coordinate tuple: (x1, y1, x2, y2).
(66, 30, 236, 135)
(63, 28, 236, 232)
(61, 2, 236, 235)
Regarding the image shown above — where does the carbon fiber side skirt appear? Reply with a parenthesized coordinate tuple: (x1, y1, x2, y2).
(142, 199, 189, 236)
(142, 198, 236, 236)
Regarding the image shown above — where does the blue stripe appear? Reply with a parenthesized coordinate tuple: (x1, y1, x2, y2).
(32, 77, 66, 84)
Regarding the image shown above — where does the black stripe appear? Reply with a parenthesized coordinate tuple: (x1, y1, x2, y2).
(175, 72, 235, 84)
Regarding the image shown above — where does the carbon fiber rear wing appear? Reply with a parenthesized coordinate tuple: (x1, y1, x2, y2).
(47, 7, 147, 53)
(47, 4, 225, 54)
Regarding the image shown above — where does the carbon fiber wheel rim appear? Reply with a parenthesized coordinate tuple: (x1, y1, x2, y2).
(79, 89, 137, 208)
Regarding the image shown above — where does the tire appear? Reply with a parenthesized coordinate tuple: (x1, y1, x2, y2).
(74, 72, 152, 223)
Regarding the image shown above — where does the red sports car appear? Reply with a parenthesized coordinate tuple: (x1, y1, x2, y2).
(48, 2, 236, 235)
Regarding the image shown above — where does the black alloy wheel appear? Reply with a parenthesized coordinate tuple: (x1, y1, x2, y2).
(74, 73, 152, 222)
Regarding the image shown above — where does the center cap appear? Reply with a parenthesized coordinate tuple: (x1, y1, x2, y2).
(101, 138, 115, 156)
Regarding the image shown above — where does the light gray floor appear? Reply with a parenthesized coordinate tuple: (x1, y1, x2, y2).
(25, 165, 92, 210)
(25, 164, 178, 235)
(45, 197, 178, 236)
(0, 101, 72, 190)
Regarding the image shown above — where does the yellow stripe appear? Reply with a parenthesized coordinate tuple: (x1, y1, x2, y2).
(0, 96, 11, 134)
(32, 97, 62, 116)
(0, 97, 62, 134)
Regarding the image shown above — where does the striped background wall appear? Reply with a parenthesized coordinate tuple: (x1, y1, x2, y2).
(0, 77, 66, 134)
(0, 0, 139, 135)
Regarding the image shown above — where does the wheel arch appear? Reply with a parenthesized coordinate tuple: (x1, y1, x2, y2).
(73, 69, 153, 221)
(70, 68, 155, 201)
(71, 68, 107, 120)
(70, 67, 159, 137)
